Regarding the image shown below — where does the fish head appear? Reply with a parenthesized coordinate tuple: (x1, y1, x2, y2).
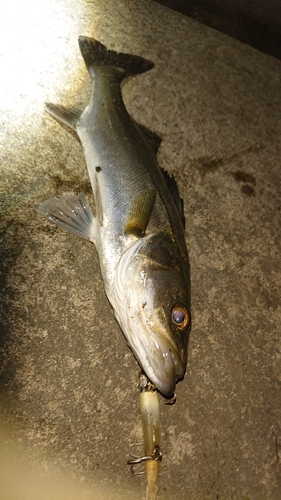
(114, 231, 191, 397)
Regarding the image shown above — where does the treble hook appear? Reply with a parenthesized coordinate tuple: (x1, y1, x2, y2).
(127, 443, 163, 476)
(128, 442, 144, 460)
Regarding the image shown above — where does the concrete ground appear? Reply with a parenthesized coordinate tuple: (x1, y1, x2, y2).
(154, 0, 281, 61)
(0, 0, 280, 498)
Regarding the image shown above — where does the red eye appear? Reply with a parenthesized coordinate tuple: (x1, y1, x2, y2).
(171, 305, 190, 330)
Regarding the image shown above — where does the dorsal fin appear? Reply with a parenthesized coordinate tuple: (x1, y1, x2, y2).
(133, 120, 162, 155)
(161, 168, 185, 229)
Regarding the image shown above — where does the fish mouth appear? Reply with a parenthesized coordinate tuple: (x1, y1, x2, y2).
(142, 332, 185, 397)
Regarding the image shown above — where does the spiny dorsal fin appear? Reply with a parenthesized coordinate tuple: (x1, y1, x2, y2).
(161, 168, 185, 229)
(78, 36, 154, 81)
(124, 188, 156, 236)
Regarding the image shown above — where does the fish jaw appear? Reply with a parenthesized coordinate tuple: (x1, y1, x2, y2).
(114, 303, 185, 397)
(136, 311, 186, 397)
(112, 232, 190, 397)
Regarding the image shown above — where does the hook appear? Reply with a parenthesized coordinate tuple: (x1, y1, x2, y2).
(127, 443, 163, 475)
(128, 442, 144, 460)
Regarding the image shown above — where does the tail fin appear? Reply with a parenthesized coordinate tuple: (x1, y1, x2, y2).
(78, 36, 154, 80)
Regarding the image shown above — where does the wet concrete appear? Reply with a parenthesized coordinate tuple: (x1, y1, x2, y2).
(0, 0, 281, 498)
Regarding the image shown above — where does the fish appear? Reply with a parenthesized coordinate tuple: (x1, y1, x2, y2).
(38, 36, 191, 397)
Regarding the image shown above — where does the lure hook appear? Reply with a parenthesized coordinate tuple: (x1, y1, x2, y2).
(128, 442, 144, 460)
(127, 444, 163, 476)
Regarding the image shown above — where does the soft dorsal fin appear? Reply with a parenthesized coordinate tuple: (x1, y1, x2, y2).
(133, 120, 162, 155)
(161, 168, 185, 229)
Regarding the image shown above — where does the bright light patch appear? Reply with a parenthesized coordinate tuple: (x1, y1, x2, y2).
(0, 0, 84, 121)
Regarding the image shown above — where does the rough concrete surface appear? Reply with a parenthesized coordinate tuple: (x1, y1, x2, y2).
(0, 0, 281, 499)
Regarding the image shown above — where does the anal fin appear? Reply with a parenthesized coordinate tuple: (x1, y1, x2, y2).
(38, 192, 97, 243)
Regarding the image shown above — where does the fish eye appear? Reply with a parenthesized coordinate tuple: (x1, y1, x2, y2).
(171, 305, 190, 330)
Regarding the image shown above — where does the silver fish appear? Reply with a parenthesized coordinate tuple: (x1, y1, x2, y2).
(39, 36, 191, 396)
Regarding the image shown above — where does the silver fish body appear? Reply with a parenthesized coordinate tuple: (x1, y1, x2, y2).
(39, 37, 191, 396)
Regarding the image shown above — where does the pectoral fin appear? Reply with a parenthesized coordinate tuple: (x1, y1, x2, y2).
(124, 188, 156, 236)
(38, 192, 97, 243)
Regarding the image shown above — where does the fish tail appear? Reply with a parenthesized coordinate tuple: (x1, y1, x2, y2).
(78, 36, 154, 80)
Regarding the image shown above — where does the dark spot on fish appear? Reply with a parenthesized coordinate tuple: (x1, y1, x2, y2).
(241, 184, 255, 196)
(231, 170, 256, 185)
(96, 166, 101, 172)
(142, 302, 147, 309)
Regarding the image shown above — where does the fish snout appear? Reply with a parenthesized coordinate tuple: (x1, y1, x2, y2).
(149, 335, 185, 397)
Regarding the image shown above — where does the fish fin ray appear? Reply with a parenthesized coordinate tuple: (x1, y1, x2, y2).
(38, 192, 96, 243)
(161, 168, 185, 229)
(78, 36, 154, 81)
(45, 103, 82, 131)
(124, 188, 156, 236)
(133, 120, 162, 155)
